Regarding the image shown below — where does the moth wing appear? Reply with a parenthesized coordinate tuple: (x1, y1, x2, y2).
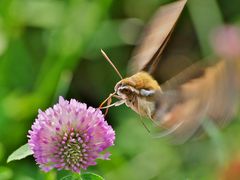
(152, 89, 207, 143)
(161, 61, 205, 91)
(128, 0, 187, 75)
(153, 60, 239, 143)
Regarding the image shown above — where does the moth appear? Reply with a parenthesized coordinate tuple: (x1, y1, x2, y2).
(99, 0, 240, 143)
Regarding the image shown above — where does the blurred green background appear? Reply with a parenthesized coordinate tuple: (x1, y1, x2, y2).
(1, 0, 240, 179)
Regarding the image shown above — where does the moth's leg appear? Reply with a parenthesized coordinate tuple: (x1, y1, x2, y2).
(99, 92, 115, 108)
(136, 97, 151, 133)
(138, 115, 151, 134)
(104, 97, 112, 116)
(112, 94, 121, 100)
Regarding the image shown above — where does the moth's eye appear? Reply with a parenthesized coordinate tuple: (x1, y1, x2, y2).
(117, 83, 122, 87)
(121, 88, 131, 95)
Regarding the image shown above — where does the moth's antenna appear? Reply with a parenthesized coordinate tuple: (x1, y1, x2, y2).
(101, 49, 123, 79)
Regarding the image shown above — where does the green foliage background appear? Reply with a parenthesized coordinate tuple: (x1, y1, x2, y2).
(0, 0, 240, 179)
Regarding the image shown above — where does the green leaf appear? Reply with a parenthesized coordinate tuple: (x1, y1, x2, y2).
(60, 174, 81, 180)
(7, 143, 33, 163)
(188, 0, 223, 56)
(60, 172, 104, 180)
(81, 173, 104, 180)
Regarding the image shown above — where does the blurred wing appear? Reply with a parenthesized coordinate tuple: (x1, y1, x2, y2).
(153, 60, 240, 143)
(161, 61, 205, 91)
(128, 0, 187, 75)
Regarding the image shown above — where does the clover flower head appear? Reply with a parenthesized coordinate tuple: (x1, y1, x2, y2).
(211, 25, 240, 59)
(28, 96, 115, 173)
